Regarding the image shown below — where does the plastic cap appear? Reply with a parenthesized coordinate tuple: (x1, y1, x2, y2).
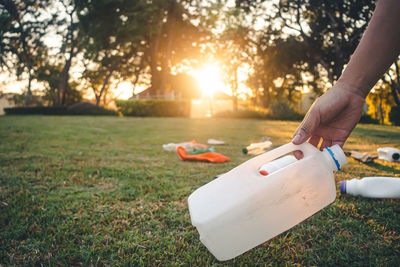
(327, 144, 348, 171)
(393, 153, 400, 161)
(340, 181, 347, 194)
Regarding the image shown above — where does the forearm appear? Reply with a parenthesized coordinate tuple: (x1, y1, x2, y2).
(337, 0, 400, 98)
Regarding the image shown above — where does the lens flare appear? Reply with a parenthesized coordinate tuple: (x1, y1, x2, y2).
(193, 64, 226, 98)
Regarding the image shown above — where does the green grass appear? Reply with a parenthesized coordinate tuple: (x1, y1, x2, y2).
(1, 116, 400, 266)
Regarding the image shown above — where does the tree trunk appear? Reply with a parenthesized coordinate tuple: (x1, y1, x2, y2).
(58, 58, 72, 106)
(150, 59, 160, 96)
(287, 88, 292, 101)
(393, 61, 400, 106)
(131, 73, 140, 98)
(261, 75, 271, 108)
(159, 1, 176, 96)
(390, 84, 400, 106)
(103, 89, 108, 106)
(95, 94, 101, 107)
(382, 60, 400, 106)
(96, 69, 114, 106)
(23, 66, 33, 106)
(253, 87, 259, 107)
(232, 95, 238, 111)
(230, 67, 238, 111)
(131, 57, 143, 98)
(379, 96, 384, 124)
(148, 17, 164, 96)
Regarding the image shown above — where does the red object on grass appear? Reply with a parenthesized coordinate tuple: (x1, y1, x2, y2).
(177, 146, 230, 163)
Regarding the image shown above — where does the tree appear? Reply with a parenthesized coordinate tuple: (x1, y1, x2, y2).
(227, 1, 306, 108)
(0, 0, 52, 105)
(143, 0, 206, 96)
(36, 60, 83, 106)
(53, 0, 82, 106)
(233, 0, 377, 108)
(76, 0, 206, 103)
(36, 61, 61, 105)
(382, 57, 400, 106)
(170, 72, 201, 99)
(78, 0, 148, 106)
(273, 0, 376, 86)
(238, 0, 376, 99)
(366, 83, 395, 124)
(218, 7, 253, 110)
(245, 24, 308, 108)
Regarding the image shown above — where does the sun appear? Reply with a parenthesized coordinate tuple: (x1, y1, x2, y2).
(114, 81, 133, 99)
(192, 64, 226, 97)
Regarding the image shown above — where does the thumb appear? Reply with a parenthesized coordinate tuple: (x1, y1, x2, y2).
(292, 107, 320, 145)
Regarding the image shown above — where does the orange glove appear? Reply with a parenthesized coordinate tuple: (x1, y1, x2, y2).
(177, 146, 230, 163)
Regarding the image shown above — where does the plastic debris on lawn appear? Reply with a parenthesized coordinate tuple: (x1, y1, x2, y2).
(378, 147, 400, 163)
(243, 138, 273, 156)
(207, 139, 226, 145)
(340, 177, 400, 198)
(177, 146, 230, 163)
(162, 140, 208, 152)
(347, 151, 378, 163)
(345, 147, 400, 163)
(192, 147, 215, 154)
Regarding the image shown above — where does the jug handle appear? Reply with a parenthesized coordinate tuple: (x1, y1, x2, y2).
(247, 142, 319, 169)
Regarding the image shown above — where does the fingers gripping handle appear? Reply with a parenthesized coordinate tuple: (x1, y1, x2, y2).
(248, 142, 318, 169)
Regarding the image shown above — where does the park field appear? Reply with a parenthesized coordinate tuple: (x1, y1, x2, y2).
(1, 116, 400, 265)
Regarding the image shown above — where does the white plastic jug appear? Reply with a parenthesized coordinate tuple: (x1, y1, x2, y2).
(188, 142, 348, 261)
(259, 155, 297, 176)
(377, 147, 400, 162)
(340, 177, 400, 198)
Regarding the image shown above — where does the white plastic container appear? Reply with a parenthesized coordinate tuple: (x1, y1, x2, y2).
(259, 155, 297, 176)
(188, 142, 348, 261)
(162, 141, 207, 152)
(208, 139, 225, 145)
(242, 140, 273, 155)
(163, 143, 191, 152)
(340, 177, 400, 198)
(377, 147, 400, 162)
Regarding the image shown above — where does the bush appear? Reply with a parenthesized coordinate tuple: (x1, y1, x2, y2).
(389, 106, 400, 126)
(66, 102, 117, 116)
(266, 101, 304, 121)
(358, 114, 380, 124)
(11, 93, 46, 106)
(4, 102, 117, 116)
(214, 109, 268, 119)
(214, 101, 304, 121)
(116, 99, 191, 117)
(4, 106, 67, 115)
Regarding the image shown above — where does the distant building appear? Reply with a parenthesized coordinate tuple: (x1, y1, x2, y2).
(0, 93, 17, 115)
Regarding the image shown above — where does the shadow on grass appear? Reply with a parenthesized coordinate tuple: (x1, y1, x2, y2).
(359, 161, 400, 174)
(354, 126, 400, 140)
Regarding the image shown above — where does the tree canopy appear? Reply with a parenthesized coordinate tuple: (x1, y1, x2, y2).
(1, 0, 398, 122)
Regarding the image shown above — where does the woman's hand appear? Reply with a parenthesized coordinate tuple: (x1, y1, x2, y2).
(292, 83, 365, 158)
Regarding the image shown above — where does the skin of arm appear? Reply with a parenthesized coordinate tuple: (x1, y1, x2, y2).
(292, 0, 400, 157)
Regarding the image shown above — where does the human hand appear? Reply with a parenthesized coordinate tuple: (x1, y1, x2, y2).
(292, 82, 366, 158)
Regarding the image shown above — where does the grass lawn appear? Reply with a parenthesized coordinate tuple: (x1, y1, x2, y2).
(1, 116, 400, 265)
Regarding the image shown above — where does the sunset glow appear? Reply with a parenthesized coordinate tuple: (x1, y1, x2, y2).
(114, 82, 133, 99)
(192, 64, 228, 98)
